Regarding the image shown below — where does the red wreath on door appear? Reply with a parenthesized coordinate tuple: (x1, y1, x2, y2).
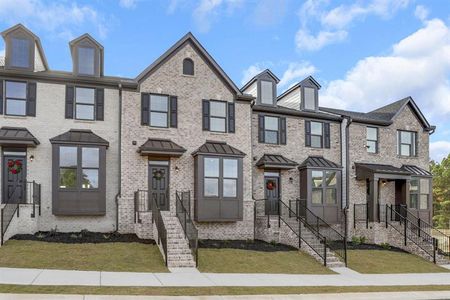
(8, 160, 23, 175)
(266, 180, 276, 190)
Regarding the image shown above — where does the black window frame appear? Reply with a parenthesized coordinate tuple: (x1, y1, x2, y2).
(209, 100, 227, 133)
(263, 115, 280, 145)
(74, 86, 96, 121)
(4, 80, 28, 117)
(409, 177, 430, 210)
(302, 86, 317, 111)
(77, 45, 96, 76)
(366, 126, 378, 154)
(310, 121, 323, 148)
(398, 130, 417, 157)
(182, 58, 194, 76)
(202, 156, 239, 199)
(310, 170, 338, 206)
(149, 93, 170, 128)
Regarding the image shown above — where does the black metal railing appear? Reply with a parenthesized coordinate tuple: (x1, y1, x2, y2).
(1, 202, 19, 245)
(134, 190, 150, 223)
(151, 192, 168, 266)
(385, 204, 437, 263)
(176, 191, 198, 267)
(25, 181, 41, 217)
(398, 206, 450, 257)
(290, 199, 347, 266)
(353, 203, 369, 228)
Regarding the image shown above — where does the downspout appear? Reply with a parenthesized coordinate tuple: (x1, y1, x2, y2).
(345, 116, 352, 209)
(114, 83, 123, 232)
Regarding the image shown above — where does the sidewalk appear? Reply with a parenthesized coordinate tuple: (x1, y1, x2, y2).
(1, 266, 450, 287)
(2, 291, 450, 299)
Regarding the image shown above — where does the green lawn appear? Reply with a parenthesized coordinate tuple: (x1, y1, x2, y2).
(0, 285, 450, 296)
(0, 240, 168, 272)
(198, 248, 333, 274)
(348, 250, 450, 274)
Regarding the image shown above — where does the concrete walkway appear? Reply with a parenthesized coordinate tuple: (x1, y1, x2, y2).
(2, 292, 450, 299)
(1, 266, 450, 287)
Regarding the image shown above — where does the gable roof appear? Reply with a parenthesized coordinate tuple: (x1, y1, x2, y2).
(241, 69, 280, 92)
(320, 97, 434, 131)
(277, 75, 321, 101)
(136, 32, 241, 95)
(69, 33, 104, 76)
(1, 23, 49, 70)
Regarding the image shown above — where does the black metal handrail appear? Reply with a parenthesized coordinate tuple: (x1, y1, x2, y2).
(399, 206, 450, 257)
(291, 199, 347, 266)
(176, 191, 198, 267)
(134, 189, 150, 223)
(26, 181, 41, 217)
(385, 204, 437, 263)
(151, 192, 168, 266)
(278, 199, 329, 266)
(1, 202, 19, 245)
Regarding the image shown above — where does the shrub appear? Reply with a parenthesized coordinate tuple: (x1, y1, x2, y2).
(380, 242, 391, 250)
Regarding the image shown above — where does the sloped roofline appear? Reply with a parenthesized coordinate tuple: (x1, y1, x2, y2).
(277, 75, 321, 101)
(386, 96, 432, 130)
(135, 32, 241, 95)
(69, 33, 104, 51)
(1, 23, 49, 70)
(240, 69, 280, 92)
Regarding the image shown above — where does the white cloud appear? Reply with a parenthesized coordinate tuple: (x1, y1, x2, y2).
(414, 5, 429, 22)
(296, 29, 347, 51)
(252, 0, 287, 26)
(119, 0, 137, 9)
(193, 0, 243, 33)
(241, 63, 268, 85)
(279, 62, 317, 88)
(321, 18, 450, 121)
(296, 0, 410, 51)
(430, 141, 450, 162)
(0, 0, 111, 39)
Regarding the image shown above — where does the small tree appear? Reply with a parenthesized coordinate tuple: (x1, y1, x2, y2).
(431, 154, 450, 229)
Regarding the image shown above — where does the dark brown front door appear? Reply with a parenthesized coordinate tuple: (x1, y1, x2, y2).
(264, 176, 279, 215)
(2, 155, 27, 204)
(149, 165, 169, 211)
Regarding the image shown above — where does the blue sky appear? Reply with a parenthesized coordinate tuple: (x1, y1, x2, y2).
(0, 0, 449, 161)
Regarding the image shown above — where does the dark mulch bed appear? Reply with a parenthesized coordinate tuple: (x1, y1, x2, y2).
(199, 239, 297, 252)
(347, 243, 408, 253)
(11, 231, 155, 244)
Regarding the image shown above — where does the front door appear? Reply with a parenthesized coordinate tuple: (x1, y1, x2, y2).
(264, 176, 279, 215)
(149, 164, 169, 211)
(2, 154, 27, 204)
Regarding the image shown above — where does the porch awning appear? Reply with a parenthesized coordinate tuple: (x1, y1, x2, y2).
(50, 129, 109, 148)
(298, 156, 341, 170)
(256, 154, 297, 169)
(355, 163, 411, 180)
(192, 140, 246, 157)
(138, 138, 186, 157)
(0, 127, 40, 147)
(401, 165, 432, 177)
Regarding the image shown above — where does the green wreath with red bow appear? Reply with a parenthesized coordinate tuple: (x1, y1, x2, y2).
(266, 180, 276, 190)
(8, 159, 23, 175)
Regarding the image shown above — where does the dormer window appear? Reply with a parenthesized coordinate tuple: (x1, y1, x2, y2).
(10, 36, 31, 68)
(78, 46, 95, 75)
(70, 34, 103, 77)
(260, 80, 274, 105)
(303, 87, 316, 110)
(183, 58, 194, 75)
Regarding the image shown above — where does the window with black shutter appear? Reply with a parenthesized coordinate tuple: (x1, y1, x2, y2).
(202, 99, 235, 133)
(3, 80, 36, 117)
(141, 93, 177, 128)
(258, 115, 286, 145)
(305, 120, 330, 149)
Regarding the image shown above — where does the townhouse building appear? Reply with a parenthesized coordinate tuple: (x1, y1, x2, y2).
(0, 23, 446, 268)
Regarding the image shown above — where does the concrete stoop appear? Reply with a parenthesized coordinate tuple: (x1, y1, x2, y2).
(134, 211, 153, 239)
(161, 213, 196, 268)
(255, 216, 346, 268)
(0, 204, 39, 246)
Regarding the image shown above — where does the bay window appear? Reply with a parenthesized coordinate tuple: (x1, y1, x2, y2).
(410, 178, 430, 210)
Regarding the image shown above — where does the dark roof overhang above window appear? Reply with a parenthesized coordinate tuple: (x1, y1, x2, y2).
(49, 129, 109, 148)
(401, 165, 432, 177)
(138, 138, 186, 157)
(256, 154, 298, 170)
(355, 163, 411, 181)
(298, 156, 341, 170)
(192, 140, 246, 157)
(0, 127, 40, 147)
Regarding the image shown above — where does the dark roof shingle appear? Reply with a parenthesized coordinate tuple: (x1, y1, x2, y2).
(0, 127, 40, 147)
(401, 165, 432, 177)
(50, 129, 109, 147)
(138, 138, 186, 157)
(256, 154, 298, 169)
(192, 141, 246, 157)
(298, 156, 341, 169)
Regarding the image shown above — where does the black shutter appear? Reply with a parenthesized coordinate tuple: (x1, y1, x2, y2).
(305, 120, 311, 147)
(228, 102, 235, 133)
(280, 117, 286, 145)
(0, 79, 3, 115)
(96, 88, 104, 121)
(170, 96, 177, 128)
(258, 115, 265, 143)
(26, 82, 37, 116)
(65, 86, 74, 119)
(324, 122, 330, 148)
(202, 99, 210, 131)
(141, 93, 150, 126)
